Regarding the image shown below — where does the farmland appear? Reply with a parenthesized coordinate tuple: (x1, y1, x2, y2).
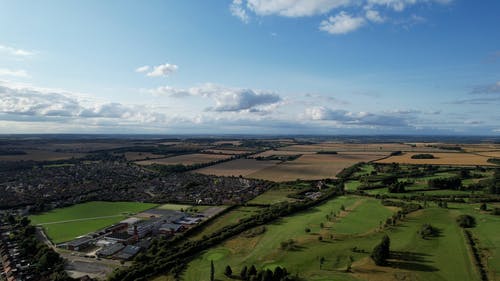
(135, 153, 232, 166)
(193, 158, 280, 177)
(29, 201, 157, 243)
(247, 153, 385, 182)
(0, 149, 86, 161)
(376, 152, 493, 166)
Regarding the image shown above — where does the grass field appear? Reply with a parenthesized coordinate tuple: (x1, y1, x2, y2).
(30, 201, 157, 243)
(376, 152, 493, 166)
(247, 186, 298, 205)
(188, 206, 263, 241)
(182, 196, 396, 281)
(247, 154, 384, 182)
(182, 199, 484, 281)
(193, 158, 279, 177)
(135, 153, 232, 166)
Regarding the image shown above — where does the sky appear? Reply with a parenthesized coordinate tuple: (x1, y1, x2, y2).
(0, 0, 499, 135)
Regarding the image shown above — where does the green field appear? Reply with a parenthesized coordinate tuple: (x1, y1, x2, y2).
(188, 206, 263, 241)
(181, 196, 489, 281)
(157, 203, 192, 211)
(182, 196, 395, 281)
(30, 201, 158, 243)
(247, 186, 297, 205)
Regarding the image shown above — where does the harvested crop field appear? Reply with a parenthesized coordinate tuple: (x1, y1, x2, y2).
(193, 158, 279, 177)
(0, 149, 85, 161)
(135, 153, 232, 166)
(247, 153, 384, 182)
(251, 150, 316, 158)
(202, 149, 252, 155)
(278, 143, 415, 152)
(123, 152, 167, 161)
(475, 151, 500, 158)
(376, 152, 493, 166)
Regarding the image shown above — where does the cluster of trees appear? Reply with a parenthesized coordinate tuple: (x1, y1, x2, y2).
(255, 154, 301, 162)
(381, 200, 421, 214)
(222, 264, 298, 281)
(316, 151, 338, 154)
(387, 181, 407, 193)
(428, 177, 462, 190)
(411, 154, 435, 159)
(371, 235, 391, 266)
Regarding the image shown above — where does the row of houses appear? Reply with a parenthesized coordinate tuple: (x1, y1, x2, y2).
(0, 226, 35, 281)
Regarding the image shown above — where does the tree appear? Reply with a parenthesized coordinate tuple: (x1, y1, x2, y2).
(371, 235, 390, 266)
(274, 266, 284, 280)
(320, 222, 324, 228)
(225, 265, 233, 277)
(340, 204, 345, 211)
(456, 215, 476, 228)
(240, 265, 248, 280)
(210, 260, 215, 281)
(304, 227, 311, 233)
(346, 256, 353, 272)
(480, 203, 487, 211)
(319, 256, 325, 269)
(248, 265, 257, 276)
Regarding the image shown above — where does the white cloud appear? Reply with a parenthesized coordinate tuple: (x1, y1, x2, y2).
(246, 0, 350, 17)
(135, 65, 150, 73)
(0, 82, 166, 124)
(0, 44, 35, 57)
(230, 0, 250, 23)
(319, 12, 366, 35)
(149, 83, 282, 112)
(365, 9, 385, 23)
(471, 81, 500, 95)
(231, 0, 452, 34)
(0, 68, 30, 78)
(304, 106, 410, 127)
(136, 63, 178, 77)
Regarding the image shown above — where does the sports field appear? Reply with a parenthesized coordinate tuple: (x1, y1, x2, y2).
(29, 201, 157, 243)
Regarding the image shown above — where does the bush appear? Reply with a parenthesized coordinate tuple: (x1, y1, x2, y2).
(419, 223, 439, 239)
(456, 214, 476, 228)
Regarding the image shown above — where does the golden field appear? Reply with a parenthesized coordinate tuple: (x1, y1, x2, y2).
(376, 152, 494, 166)
(135, 153, 231, 166)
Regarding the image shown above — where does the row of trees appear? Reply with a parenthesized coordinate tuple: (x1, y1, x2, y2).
(220, 264, 299, 281)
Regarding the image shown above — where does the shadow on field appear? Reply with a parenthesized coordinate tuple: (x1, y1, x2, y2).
(389, 251, 438, 272)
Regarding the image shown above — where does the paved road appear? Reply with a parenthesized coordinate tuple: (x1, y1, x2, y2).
(35, 214, 124, 225)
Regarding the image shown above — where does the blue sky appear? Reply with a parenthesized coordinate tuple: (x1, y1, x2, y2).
(0, 0, 499, 134)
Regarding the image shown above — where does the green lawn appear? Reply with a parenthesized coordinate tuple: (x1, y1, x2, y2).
(30, 201, 157, 243)
(449, 203, 500, 280)
(344, 180, 361, 191)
